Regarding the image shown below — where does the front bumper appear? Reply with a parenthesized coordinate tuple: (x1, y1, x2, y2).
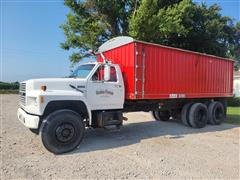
(17, 108, 40, 129)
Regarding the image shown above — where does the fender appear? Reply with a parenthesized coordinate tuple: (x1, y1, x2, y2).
(38, 91, 92, 125)
(42, 100, 90, 121)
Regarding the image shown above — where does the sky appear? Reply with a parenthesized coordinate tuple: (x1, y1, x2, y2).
(1, 0, 240, 82)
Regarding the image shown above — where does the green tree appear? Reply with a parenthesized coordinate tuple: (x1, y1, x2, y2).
(129, 0, 238, 58)
(227, 22, 240, 70)
(128, 0, 184, 42)
(61, 0, 239, 68)
(60, 0, 139, 63)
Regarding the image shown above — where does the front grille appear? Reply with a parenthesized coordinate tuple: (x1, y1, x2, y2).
(19, 83, 26, 106)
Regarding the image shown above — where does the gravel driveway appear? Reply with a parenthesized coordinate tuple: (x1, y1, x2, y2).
(1, 94, 239, 179)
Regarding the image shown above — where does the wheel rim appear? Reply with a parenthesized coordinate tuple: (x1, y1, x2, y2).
(55, 123, 75, 143)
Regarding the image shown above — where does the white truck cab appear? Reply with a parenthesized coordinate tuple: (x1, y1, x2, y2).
(17, 62, 124, 154)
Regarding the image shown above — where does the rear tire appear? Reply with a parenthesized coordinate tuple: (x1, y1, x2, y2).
(152, 111, 170, 121)
(151, 111, 159, 120)
(40, 110, 85, 154)
(181, 102, 193, 127)
(219, 100, 227, 116)
(208, 101, 225, 125)
(189, 103, 208, 128)
(158, 111, 170, 121)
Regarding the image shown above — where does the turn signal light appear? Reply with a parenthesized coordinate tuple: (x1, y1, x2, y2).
(40, 85, 47, 91)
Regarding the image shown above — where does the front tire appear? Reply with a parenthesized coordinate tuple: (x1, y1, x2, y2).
(40, 110, 85, 154)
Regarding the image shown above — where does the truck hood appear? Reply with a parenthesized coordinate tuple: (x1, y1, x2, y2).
(23, 78, 87, 92)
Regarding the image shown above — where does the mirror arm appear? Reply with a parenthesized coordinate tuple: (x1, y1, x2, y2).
(88, 49, 109, 64)
(100, 52, 109, 64)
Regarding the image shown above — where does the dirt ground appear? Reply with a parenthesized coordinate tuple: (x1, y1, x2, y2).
(0, 94, 239, 179)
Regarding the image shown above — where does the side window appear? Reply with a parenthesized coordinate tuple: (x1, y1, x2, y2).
(91, 65, 117, 82)
(108, 67, 117, 82)
(91, 65, 104, 81)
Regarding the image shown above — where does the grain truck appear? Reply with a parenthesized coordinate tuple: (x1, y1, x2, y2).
(17, 36, 234, 154)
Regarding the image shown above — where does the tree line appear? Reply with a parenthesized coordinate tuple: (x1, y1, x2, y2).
(60, 0, 240, 69)
(0, 82, 19, 90)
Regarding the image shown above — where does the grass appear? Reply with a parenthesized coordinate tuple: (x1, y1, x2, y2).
(227, 107, 240, 125)
(0, 89, 19, 94)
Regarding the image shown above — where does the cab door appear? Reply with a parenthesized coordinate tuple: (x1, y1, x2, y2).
(87, 64, 124, 110)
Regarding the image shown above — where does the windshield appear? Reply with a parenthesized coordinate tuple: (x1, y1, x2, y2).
(70, 64, 95, 78)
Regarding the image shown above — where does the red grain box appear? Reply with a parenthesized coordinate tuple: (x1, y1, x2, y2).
(97, 37, 234, 100)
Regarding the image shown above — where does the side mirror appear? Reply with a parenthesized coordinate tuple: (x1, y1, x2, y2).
(104, 65, 110, 81)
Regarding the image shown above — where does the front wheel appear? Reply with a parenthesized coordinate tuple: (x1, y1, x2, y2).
(40, 110, 85, 154)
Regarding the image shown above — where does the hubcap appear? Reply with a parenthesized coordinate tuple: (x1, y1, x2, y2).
(55, 123, 75, 143)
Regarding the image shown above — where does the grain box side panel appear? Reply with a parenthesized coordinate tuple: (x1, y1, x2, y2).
(138, 42, 233, 99)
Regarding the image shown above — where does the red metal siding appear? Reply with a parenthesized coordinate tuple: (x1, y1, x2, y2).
(97, 41, 234, 100)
